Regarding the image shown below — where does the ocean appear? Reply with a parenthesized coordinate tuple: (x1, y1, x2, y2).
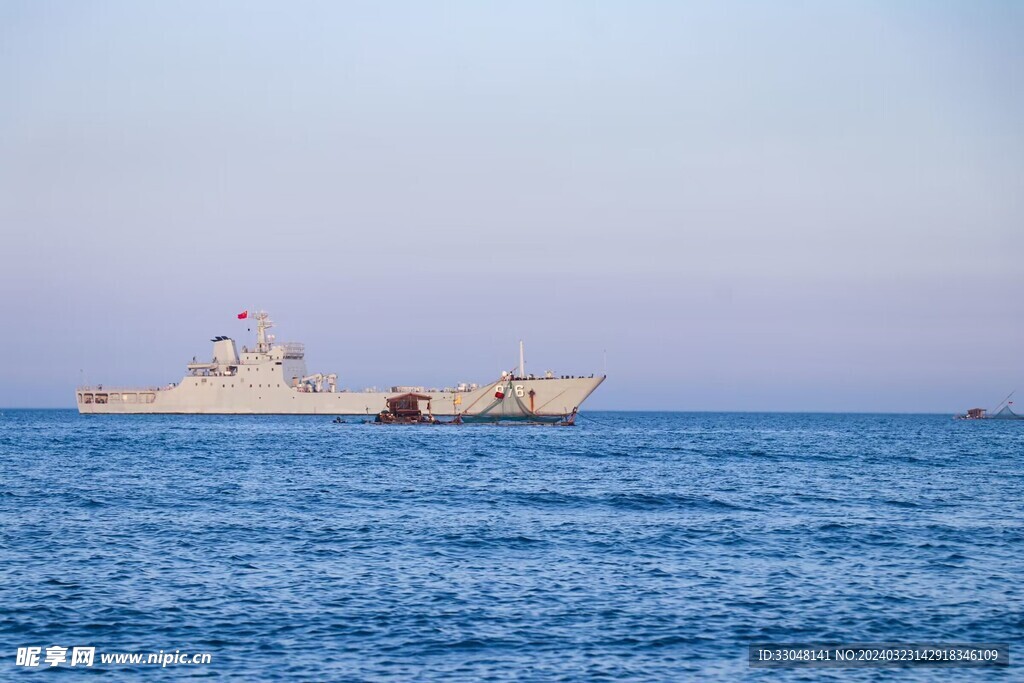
(1, 410, 1020, 680)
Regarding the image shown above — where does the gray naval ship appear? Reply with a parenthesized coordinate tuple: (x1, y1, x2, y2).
(76, 311, 605, 420)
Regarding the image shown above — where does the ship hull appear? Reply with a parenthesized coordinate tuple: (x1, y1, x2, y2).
(77, 376, 604, 419)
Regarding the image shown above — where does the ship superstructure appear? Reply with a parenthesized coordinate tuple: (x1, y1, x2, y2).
(76, 311, 604, 419)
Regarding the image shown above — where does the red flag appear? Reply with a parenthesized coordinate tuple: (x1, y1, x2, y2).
(494, 385, 505, 399)
(237, 310, 248, 319)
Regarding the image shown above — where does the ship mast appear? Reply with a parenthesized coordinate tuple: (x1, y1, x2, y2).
(519, 340, 525, 378)
(256, 311, 274, 354)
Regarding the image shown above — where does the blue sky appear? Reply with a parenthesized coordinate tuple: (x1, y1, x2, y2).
(1, 1, 1021, 411)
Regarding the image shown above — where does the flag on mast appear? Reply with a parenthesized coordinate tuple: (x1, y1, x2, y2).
(237, 310, 248, 320)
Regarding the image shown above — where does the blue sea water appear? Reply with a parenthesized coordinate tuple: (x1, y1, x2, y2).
(0, 410, 1021, 681)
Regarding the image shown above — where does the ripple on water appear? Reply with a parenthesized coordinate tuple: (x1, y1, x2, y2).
(0, 410, 1021, 681)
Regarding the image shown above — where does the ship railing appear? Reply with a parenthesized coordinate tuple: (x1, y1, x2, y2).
(277, 342, 305, 358)
(77, 385, 171, 392)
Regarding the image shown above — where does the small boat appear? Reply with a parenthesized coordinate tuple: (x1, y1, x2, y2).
(372, 393, 441, 425)
(956, 392, 1024, 420)
(369, 393, 578, 426)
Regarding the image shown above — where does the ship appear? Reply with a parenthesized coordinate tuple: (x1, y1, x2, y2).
(76, 311, 605, 420)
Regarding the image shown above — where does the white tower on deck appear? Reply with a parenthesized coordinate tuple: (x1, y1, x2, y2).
(519, 340, 525, 378)
(256, 311, 274, 353)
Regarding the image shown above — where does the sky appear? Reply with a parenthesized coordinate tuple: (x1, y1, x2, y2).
(1, 1, 1021, 412)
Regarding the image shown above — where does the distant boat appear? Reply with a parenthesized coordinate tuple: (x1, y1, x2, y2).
(956, 392, 1024, 420)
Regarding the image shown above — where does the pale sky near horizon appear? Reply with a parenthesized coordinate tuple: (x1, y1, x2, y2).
(1, 1, 1022, 412)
